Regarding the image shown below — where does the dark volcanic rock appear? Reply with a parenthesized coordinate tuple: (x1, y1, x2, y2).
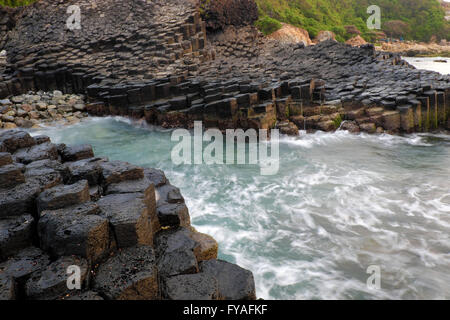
(25, 256, 88, 300)
(154, 228, 199, 278)
(97, 193, 153, 248)
(93, 246, 158, 300)
(37, 180, 90, 213)
(162, 273, 219, 300)
(0, 131, 35, 153)
(0, 181, 41, 218)
(13, 142, 58, 164)
(156, 184, 185, 206)
(0, 152, 13, 167)
(24, 159, 66, 191)
(64, 157, 106, 186)
(144, 168, 168, 187)
(157, 203, 190, 228)
(38, 203, 109, 262)
(200, 259, 256, 300)
(0, 247, 50, 283)
(0, 273, 16, 300)
(0, 163, 25, 189)
(60, 144, 94, 162)
(202, 0, 259, 31)
(100, 160, 144, 185)
(0, 215, 34, 261)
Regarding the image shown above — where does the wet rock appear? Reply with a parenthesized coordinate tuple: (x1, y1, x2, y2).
(0, 247, 50, 282)
(105, 178, 159, 233)
(156, 184, 185, 206)
(37, 180, 90, 213)
(25, 159, 66, 191)
(162, 273, 219, 300)
(100, 160, 144, 186)
(0, 215, 34, 261)
(0, 163, 25, 188)
(33, 135, 51, 145)
(0, 152, 13, 167)
(93, 246, 158, 300)
(60, 144, 94, 162)
(382, 111, 401, 131)
(13, 142, 58, 164)
(154, 228, 199, 278)
(25, 256, 88, 300)
(359, 122, 377, 134)
(190, 230, 218, 262)
(200, 259, 256, 300)
(339, 121, 360, 133)
(157, 203, 190, 228)
(97, 193, 153, 248)
(38, 202, 109, 262)
(0, 130, 35, 153)
(0, 181, 41, 218)
(64, 157, 106, 186)
(143, 168, 167, 187)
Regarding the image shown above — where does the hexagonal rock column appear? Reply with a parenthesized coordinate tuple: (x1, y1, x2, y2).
(93, 246, 158, 300)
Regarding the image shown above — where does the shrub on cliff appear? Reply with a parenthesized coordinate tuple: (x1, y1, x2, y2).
(255, 16, 282, 35)
(200, 0, 259, 31)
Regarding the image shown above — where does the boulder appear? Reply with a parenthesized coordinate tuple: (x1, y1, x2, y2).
(0, 152, 13, 167)
(38, 203, 109, 262)
(25, 256, 88, 300)
(0, 181, 41, 218)
(315, 31, 336, 43)
(93, 246, 158, 300)
(0, 215, 34, 261)
(200, 259, 256, 300)
(0, 163, 26, 189)
(0, 130, 35, 153)
(97, 193, 153, 248)
(13, 142, 58, 164)
(164, 272, 220, 300)
(37, 180, 90, 213)
(382, 111, 401, 131)
(33, 135, 51, 145)
(100, 160, 144, 185)
(60, 144, 94, 162)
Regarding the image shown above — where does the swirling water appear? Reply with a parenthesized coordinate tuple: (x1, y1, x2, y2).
(31, 117, 450, 300)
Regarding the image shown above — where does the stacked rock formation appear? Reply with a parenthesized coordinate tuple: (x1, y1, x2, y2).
(0, 0, 448, 134)
(0, 130, 256, 300)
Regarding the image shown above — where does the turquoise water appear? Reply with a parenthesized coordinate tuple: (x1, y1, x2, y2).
(31, 117, 450, 300)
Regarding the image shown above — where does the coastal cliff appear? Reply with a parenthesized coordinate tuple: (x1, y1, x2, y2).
(0, 0, 448, 135)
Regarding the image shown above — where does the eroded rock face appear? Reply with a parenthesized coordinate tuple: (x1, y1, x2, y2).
(0, 130, 256, 300)
(201, 0, 259, 31)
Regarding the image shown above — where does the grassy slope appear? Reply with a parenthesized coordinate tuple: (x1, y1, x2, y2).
(255, 0, 450, 42)
(0, 0, 35, 7)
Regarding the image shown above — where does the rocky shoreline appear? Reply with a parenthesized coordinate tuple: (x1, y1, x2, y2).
(0, 91, 88, 129)
(0, 129, 256, 300)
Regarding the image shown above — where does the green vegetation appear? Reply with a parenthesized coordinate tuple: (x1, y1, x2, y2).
(0, 0, 36, 7)
(333, 114, 343, 129)
(255, 16, 283, 35)
(255, 0, 450, 42)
